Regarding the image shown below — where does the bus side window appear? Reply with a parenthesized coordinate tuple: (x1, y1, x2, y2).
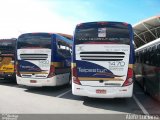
(152, 46, 157, 66)
(151, 47, 154, 65)
(147, 48, 151, 65)
(57, 39, 71, 58)
(141, 52, 145, 63)
(157, 44, 160, 66)
(155, 49, 158, 66)
(138, 52, 140, 63)
(135, 53, 138, 63)
(144, 51, 147, 64)
(146, 50, 149, 65)
(139, 52, 142, 63)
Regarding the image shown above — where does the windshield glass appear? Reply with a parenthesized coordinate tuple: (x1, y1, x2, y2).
(75, 23, 130, 45)
(0, 40, 16, 54)
(17, 33, 51, 49)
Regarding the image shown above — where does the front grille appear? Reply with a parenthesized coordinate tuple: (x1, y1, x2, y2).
(20, 54, 48, 60)
(80, 52, 125, 61)
(104, 83, 121, 86)
(21, 74, 47, 78)
(21, 74, 32, 78)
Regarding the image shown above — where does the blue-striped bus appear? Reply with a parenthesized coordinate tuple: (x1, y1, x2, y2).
(16, 33, 72, 87)
(72, 21, 135, 98)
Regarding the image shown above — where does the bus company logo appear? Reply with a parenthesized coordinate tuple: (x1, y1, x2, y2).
(78, 67, 109, 73)
(20, 65, 41, 71)
(20, 65, 34, 69)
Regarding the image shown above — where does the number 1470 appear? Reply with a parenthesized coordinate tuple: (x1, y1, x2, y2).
(109, 61, 125, 67)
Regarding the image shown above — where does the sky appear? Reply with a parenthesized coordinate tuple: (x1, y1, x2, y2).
(0, 0, 159, 38)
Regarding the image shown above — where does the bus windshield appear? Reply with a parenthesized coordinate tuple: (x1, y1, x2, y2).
(17, 33, 51, 49)
(0, 40, 16, 54)
(75, 23, 130, 45)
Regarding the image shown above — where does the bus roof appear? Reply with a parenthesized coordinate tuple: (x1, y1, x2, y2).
(135, 38, 160, 52)
(18, 32, 73, 47)
(76, 21, 130, 26)
(18, 32, 72, 39)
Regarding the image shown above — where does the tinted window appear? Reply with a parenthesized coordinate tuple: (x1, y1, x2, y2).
(74, 23, 130, 45)
(17, 33, 51, 49)
(0, 40, 16, 54)
(57, 38, 71, 58)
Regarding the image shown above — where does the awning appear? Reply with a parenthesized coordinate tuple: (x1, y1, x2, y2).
(133, 16, 160, 48)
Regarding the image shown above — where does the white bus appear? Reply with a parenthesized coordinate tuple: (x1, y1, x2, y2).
(72, 21, 135, 98)
(16, 33, 72, 87)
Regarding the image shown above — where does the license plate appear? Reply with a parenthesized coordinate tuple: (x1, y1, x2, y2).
(96, 89, 106, 94)
(30, 80, 37, 83)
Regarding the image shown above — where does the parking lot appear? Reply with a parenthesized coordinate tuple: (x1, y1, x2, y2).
(0, 81, 160, 117)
